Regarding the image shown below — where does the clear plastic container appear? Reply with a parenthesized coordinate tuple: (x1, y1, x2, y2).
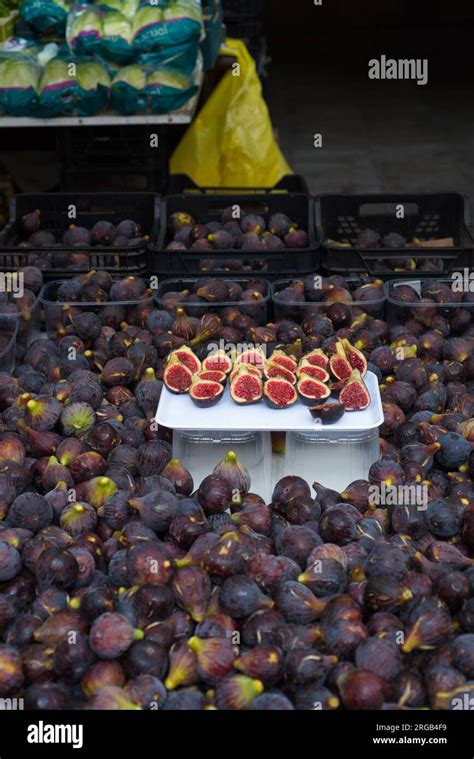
(155, 278, 271, 327)
(385, 277, 474, 330)
(173, 430, 273, 503)
(40, 280, 155, 340)
(0, 293, 41, 347)
(284, 429, 380, 492)
(0, 315, 19, 372)
(273, 276, 386, 324)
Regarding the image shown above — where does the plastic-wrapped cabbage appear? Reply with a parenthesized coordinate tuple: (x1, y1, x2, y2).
(144, 64, 197, 114)
(111, 63, 147, 114)
(133, 0, 202, 71)
(19, 0, 70, 34)
(100, 0, 138, 20)
(131, 5, 163, 45)
(67, 6, 103, 55)
(112, 63, 146, 89)
(0, 55, 40, 116)
(100, 9, 134, 63)
(38, 57, 78, 117)
(76, 59, 111, 115)
(147, 66, 190, 89)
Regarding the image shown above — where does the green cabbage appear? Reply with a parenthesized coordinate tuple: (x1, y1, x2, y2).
(102, 11, 132, 42)
(163, 1, 201, 22)
(112, 63, 146, 89)
(77, 61, 111, 91)
(132, 5, 163, 37)
(146, 66, 190, 89)
(67, 8, 103, 50)
(39, 58, 75, 93)
(100, 0, 138, 19)
(0, 57, 40, 91)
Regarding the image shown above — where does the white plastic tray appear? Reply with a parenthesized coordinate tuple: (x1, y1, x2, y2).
(156, 371, 383, 433)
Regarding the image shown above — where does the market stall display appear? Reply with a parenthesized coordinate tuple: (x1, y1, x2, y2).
(0, 2, 473, 721)
(0, 258, 471, 711)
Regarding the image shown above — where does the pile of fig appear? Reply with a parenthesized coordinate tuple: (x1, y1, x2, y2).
(165, 209, 309, 272)
(163, 341, 372, 416)
(158, 278, 269, 325)
(326, 228, 447, 273)
(1, 428, 474, 711)
(4, 209, 148, 270)
(0, 266, 473, 711)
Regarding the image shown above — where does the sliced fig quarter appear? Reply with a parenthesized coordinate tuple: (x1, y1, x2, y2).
(339, 369, 371, 411)
(163, 356, 193, 394)
(329, 342, 353, 382)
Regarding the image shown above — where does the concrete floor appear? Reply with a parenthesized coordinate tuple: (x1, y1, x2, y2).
(266, 62, 474, 225)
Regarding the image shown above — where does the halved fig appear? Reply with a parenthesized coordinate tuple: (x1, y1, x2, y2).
(197, 370, 227, 385)
(202, 350, 233, 375)
(268, 350, 298, 373)
(169, 346, 201, 375)
(339, 369, 371, 411)
(329, 342, 352, 381)
(264, 378, 298, 409)
(296, 362, 330, 383)
(189, 377, 224, 408)
(230, 364, 262, 384)
(264, 362, 296, 385)
(230, 366, 263, 406)
(303, 349, 329, 369)
(342, 339, 368, 377)
(234, 348, 266, 371)
(310, 403, 345, 425)
(297, 377, 331, 406)
(164, 356, 193, 394)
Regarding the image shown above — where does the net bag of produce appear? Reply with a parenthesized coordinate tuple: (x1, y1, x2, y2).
(0, 54, 41, 116)
(170, 38, 292, 187)
(75, 58, 111, 115)
(19, 0, 71, 34)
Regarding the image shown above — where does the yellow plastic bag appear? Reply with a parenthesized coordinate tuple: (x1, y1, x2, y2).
(170, 38, 292, 188)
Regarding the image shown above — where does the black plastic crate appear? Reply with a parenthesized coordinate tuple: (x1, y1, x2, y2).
(222, 0, 264, 36)
(0, 192, 160, 278)
(317, 193, 474, 279)
(58, 127, 169, 193)
(167, 173, 309, 195)
(222, 0, 266, 75)
(149, 177, 319, 279)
